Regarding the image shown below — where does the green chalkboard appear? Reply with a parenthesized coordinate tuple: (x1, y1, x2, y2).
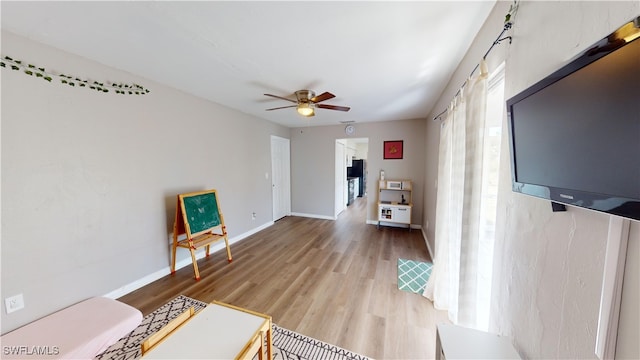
(180, 191, 221, 236)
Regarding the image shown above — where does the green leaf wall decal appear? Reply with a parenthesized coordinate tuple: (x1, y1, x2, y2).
(1, 54, 151, 96)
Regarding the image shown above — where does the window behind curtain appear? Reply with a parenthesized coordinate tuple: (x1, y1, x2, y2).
(476, 63, 505, 330)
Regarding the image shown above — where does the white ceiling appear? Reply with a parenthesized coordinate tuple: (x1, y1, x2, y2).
(1, 1, 495, 128)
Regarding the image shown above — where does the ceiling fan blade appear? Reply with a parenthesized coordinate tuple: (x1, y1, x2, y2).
(264, 94, 297, 103)
(310, 92, 335, 103)
(266, 105, 297, 111)
(317, 104, 351, 112)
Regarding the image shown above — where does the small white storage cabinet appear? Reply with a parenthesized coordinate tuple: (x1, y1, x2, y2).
(377, 179, 412, 229)
(436, 324, 520, 359)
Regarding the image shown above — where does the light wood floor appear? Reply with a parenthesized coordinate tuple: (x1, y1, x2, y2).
(118, 197, 450, 359)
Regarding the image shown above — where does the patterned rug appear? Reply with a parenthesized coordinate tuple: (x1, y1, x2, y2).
(95, 295, 208, 360)
(96, 295, 370, 360)
(397, 258, 432, 294)
(271, 325, 370, 360)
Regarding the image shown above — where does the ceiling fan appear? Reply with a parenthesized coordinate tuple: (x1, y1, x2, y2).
(264, 90, 350, 117)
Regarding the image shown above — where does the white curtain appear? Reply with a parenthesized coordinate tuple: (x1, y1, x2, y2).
(423, 60, 491, 329)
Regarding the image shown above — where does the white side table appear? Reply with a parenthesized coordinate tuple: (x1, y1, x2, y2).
(436, 324, 520, 359)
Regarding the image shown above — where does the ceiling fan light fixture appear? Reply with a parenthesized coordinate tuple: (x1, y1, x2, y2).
(297, 103, 315, 117)
(265, 90, 348, 117)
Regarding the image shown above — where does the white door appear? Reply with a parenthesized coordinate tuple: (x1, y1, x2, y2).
(335, 140, 346, 218)
(271, 136, 291, 221)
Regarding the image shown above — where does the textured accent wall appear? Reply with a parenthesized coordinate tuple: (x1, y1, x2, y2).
(493, 3, 639, 358)
(424, 1, 639, 359)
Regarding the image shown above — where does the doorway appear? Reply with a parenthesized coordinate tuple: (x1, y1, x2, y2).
(335, 137, 369, 220)
(271, 135, 291, 221)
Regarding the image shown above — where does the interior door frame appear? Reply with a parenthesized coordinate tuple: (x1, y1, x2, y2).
(335, 140, 347, 218)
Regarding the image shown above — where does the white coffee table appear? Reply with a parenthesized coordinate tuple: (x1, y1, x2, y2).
(143, 301, 272, 360)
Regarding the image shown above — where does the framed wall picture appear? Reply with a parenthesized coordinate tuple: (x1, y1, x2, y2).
(383, 140, 403, 159)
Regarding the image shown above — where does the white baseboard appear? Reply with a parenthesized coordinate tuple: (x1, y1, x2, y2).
(421, 227, 434, 260)
(291, 212, 336, 221)
(103, 221, 274, 299)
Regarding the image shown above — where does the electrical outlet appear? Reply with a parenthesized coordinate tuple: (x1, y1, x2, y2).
(5, 294, 25, 314)
(251, 212, 256, 220)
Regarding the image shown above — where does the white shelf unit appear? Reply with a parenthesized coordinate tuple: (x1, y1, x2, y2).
(377, 179, 412, 230)
(436, 324, 520, 359)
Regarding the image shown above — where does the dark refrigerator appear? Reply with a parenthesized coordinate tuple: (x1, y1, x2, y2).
(347, 159, 366, 197)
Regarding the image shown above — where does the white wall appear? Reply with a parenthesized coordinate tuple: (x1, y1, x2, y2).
(424, 1, 639, 359)
(355, 142, 368, 160)
(290, 119, 425, 225)
(0, 31, 289, 333)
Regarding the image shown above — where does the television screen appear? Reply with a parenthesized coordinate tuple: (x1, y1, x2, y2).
(506, 19, 640, 220)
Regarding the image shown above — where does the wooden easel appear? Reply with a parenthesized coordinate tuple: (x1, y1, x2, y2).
(171, 189, 232, 280)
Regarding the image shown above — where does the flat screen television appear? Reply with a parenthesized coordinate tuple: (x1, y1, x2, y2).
(506, 17, 640, 221)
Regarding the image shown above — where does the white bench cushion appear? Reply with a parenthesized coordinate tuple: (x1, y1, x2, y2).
(1, 297, 142, 359)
